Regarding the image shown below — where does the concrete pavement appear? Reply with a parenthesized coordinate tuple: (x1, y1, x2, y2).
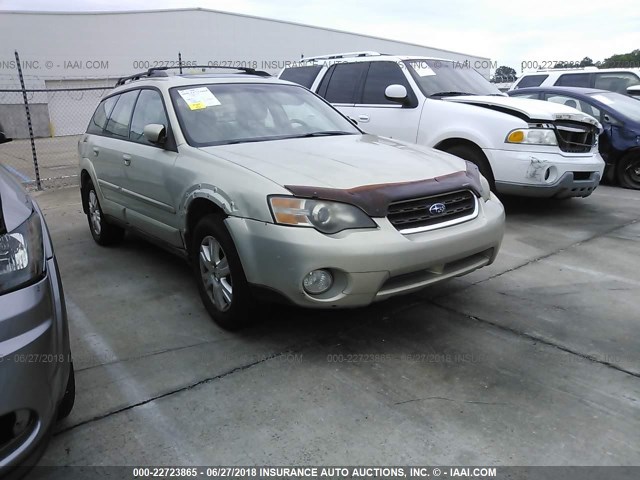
(32, 185, 640, 466)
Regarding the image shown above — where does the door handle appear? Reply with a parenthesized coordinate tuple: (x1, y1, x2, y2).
(92, 147, 99, 156)
(123, 154, 131, 166)
(358, 115, 370, 123)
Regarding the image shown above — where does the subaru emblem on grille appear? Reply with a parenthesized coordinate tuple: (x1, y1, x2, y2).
(429, 202, 446, 215)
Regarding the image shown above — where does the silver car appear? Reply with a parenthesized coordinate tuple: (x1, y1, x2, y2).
(0, 125, 74, 475)
(79, 67, 505, 330)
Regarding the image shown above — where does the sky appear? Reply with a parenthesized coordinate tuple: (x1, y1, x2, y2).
(1, 0, 638, 74)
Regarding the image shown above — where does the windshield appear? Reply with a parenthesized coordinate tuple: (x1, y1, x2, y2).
(170, 83, 359, 147)
(403, 59, 502, 97)
(588, 92, 640, 123)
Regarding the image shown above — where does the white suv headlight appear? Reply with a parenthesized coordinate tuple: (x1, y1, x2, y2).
(506, 128, 557, 146)
(269, 196, 376, 234)
(0, 210, 45, 294)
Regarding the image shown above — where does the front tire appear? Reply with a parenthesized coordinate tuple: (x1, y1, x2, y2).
(84, 180, 125, 245)
(616, 152, 640, 190)
(192, 214, 255, 330)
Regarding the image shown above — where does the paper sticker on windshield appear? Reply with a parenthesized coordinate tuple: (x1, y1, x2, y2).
(591, 94, 613, 105)
(408, 62, 436, 77)
(178, 87, 221, 110)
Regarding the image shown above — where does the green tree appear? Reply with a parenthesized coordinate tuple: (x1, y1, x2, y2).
(493, 65, 517, 82)
(601, 49, 640, 68)
(579, 56, 595, 67)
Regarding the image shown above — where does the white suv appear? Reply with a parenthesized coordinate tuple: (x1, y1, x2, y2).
(279, 52, 605, 199)
(511, 67, 640, 96)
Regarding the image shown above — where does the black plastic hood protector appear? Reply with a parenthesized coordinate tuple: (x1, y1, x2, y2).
(285, 162, 483, 217)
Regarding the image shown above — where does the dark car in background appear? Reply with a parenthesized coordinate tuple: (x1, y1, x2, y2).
(0, 123, 74, 477)
(508, 87, 640, 189)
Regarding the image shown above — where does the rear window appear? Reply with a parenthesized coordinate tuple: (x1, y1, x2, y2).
(594, 72, 640, 93)
(280, 66, 322, 89)
(515, 74, 548, 88)
(87, 96, 118, 134)
(555, 73, 591, 87)
(323, 63, 368, 104)
(104, 90, 139, 138)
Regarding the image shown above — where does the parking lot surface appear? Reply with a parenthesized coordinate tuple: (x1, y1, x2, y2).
(33, 185, 640, 466)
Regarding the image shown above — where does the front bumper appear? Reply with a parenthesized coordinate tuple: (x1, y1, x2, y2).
(0, 255, 70, 472)
(227, 196, 505, 308)
(495, 171, 601, 199)
(485, 148, 605, 198)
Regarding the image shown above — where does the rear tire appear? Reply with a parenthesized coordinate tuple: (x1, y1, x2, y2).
(192, 214, 255, 330)
(443, 144, 496, 191)
(616, 152, 640, 190)
(84, 180, 125, 245)
(57, 362, 75, 420)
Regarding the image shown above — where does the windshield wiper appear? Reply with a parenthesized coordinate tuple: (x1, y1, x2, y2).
(220, 131, 354, 145)
(222, 137, 275, 145)
(293, 131, 356, 138)
(429, 91, 472, 98)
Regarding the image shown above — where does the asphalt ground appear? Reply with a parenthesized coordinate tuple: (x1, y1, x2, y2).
(29, 184, 640, 469)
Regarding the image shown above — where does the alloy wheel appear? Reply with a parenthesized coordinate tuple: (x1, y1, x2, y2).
(199, 235, 233, 312)
(88, 190, 102, 235)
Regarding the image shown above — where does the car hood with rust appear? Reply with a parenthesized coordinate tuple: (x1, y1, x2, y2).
(199, 134, 468, 190)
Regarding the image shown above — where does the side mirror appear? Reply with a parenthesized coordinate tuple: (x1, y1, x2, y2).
(143, 124, 167, 145)
(0, 123, 11, 145)
(626, 85, 640, 97)
(385, 84, 409, 105)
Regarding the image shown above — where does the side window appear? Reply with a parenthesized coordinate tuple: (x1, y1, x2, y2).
(280, 66, 322, 89)
(515, 75, 548, 88)
(555, 73, 591, 87)
(87, 96, 118, 134)
(361, 61, 411, 105)
(323, 63, 368, 104)
(104, 90, 140, 138)
(580, 102, 602, 121)
(545, 94, 583, 111)
(594, 72, 640, 93)
(129, 90, 169, 145)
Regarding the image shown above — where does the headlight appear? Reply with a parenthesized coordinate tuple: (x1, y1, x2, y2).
(269, 196, 377, 234)
(506, 128, 557, 146)
(0, 210, 45, 294)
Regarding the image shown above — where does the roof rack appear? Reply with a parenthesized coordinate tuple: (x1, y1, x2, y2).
(115, 65, 271, 86)
(535, 66, 599, 73)
(301, 51, 384, 62)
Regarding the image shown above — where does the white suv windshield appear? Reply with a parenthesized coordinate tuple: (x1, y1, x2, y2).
(404, 60, 502, 97)
(170, 83, 359, 147)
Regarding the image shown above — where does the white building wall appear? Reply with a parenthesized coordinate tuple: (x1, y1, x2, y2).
(0, 8, 492, 81)
(0, 9, 492, 137)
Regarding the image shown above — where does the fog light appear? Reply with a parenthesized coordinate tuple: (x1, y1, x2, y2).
(544, 165, 558, 183)
(302, 269, 333, 295)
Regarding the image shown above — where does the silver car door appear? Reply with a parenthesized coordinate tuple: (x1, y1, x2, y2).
(118, 89, 180, 246)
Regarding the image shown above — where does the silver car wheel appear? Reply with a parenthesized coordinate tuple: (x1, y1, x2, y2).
(88, 190, 102, 235)
(199, 235, 232, 312)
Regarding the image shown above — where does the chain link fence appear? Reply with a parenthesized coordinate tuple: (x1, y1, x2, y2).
(0, 80, 114, 190)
